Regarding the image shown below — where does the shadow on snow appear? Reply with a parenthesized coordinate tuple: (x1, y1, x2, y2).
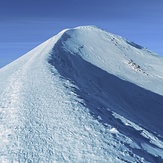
(48, 32, 163, 162)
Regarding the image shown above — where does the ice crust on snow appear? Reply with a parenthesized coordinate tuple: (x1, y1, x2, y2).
(0, 26, 163, 163)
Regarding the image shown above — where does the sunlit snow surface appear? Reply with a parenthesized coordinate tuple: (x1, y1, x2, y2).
(0, 26, 163, 162)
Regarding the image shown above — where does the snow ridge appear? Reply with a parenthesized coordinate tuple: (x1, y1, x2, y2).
(0, 26, 163, 163)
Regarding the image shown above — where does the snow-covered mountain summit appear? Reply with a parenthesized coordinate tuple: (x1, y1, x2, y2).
(0, 26, 163, 162)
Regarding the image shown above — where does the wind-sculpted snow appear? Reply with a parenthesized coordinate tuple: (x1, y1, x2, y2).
(48, 29, 163, 162)
(0, 26, 163, 162)
(126, 40, 143, 49)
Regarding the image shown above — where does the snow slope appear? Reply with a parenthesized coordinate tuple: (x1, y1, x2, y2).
(0, 26, 163, 163)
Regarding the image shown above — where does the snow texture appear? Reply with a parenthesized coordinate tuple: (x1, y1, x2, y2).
(0, 26, 163, 163)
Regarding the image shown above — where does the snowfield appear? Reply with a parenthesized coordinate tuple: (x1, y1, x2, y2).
(0, 26, 163, 163)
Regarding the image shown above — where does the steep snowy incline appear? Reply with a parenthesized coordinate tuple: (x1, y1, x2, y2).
(49, 26, 163, 134)
(0, 26, 163, 163)
(53, 26, 163, 96)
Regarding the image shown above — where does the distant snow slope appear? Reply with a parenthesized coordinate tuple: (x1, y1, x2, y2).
(0, 26, 163, 163)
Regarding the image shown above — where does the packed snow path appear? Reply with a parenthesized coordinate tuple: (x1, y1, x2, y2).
(0, 26, 163, 162)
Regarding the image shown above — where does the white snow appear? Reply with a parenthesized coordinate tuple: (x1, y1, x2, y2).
(0, 26, 163, 163)
(109, 127, 119, 134)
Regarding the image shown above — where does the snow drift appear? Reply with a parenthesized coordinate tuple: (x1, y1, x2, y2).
(0, 26, 163, 163)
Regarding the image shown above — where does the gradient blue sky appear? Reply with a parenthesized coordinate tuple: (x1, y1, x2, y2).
(0, 0, 163, 68)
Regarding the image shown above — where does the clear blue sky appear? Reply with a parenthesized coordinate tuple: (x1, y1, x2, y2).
(0, 0, 163, 68)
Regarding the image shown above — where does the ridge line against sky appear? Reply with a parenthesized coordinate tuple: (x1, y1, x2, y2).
(0, 0, 163, 68)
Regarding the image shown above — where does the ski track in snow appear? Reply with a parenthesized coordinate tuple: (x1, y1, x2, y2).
(0, 26, 163, 163)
